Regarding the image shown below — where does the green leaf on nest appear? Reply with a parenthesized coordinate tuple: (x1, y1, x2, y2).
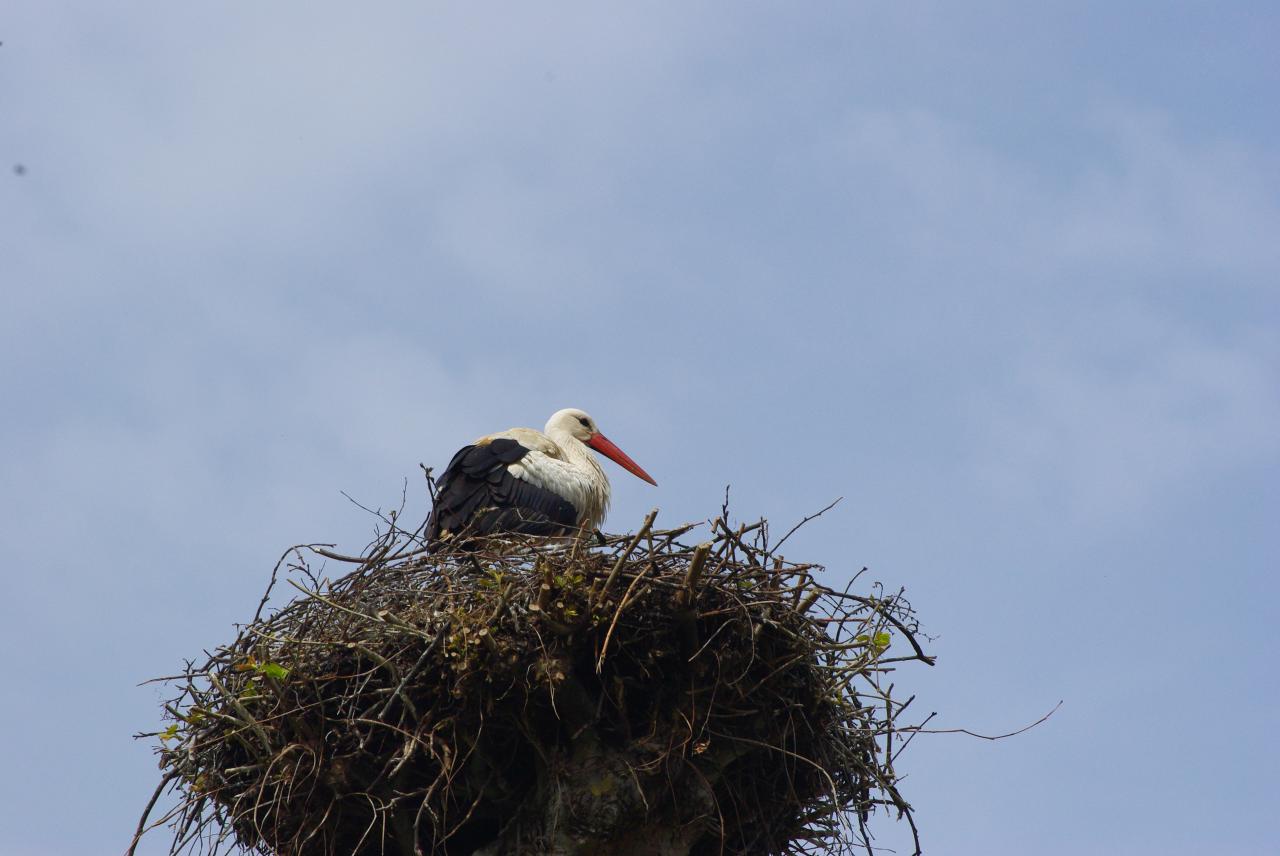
(257, 662, 290, 681)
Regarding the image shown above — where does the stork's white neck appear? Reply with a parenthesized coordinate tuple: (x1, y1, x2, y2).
(545, 425, 611, 529)
(546, 426, 605, 478)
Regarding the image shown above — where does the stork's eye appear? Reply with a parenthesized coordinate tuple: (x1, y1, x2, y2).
(578, 417, 591, 428)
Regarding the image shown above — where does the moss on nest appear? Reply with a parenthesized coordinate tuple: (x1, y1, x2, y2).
(133, 505, 932, 856)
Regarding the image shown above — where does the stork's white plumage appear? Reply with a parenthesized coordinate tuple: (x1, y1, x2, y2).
(426, 408, 656, 546)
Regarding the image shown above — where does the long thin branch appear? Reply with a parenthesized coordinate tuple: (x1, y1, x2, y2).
(125, 771, 178, 856)
(903, 700, 1063, 740)
(770, 496, 843, 556)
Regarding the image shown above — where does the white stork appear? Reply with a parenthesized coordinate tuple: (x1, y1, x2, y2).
(426, 408, 656, 546)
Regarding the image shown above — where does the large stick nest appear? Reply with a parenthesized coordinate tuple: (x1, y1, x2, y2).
(135, 502, 933, 856)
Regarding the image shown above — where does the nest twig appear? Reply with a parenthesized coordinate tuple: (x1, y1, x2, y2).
(133, 502, 933, 856)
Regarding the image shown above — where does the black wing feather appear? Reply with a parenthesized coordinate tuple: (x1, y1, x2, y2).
(427, 439, 578, 547)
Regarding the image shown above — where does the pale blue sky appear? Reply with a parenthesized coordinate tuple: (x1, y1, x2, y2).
(2, 4, 1277, 854)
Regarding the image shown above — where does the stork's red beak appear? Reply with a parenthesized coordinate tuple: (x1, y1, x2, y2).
(586, 433, 657, 486)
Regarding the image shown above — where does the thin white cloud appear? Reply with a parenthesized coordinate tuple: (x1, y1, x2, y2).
(1052, 110, 1280, 281)
(804, 107, 1280, 518)
(974, 321, 1279, 520)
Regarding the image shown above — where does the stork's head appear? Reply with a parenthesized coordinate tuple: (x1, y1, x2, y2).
(547, 408, 658, 486)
